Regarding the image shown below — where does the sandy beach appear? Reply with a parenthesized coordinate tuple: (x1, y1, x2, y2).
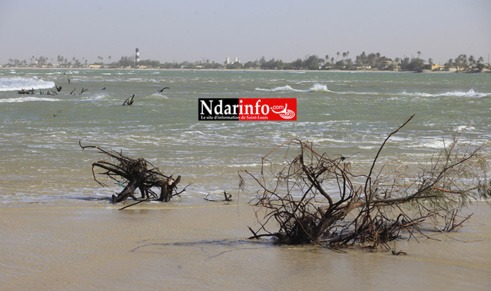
(1, 201, 490, 290)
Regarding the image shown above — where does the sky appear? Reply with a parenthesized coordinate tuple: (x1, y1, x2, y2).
(0, 0, 490, 64)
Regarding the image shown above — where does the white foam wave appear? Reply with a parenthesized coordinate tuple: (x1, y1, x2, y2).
(328, 88, 489, 98)
(255, 83, 330, 93)
(407, 139, 446, 149)
(307, 137, 345, 143)
(226, 163, 261, 168)
(308, 83, 330, 92)
(150, 93, 169, 99)
(0, 97, 60, 103)
(81, 93, 108, 102)
(454, 125, 475, 132)
(332, 90, 382, 96)
(255, 85, 300, 92)
(401, 89, 489, 98)
(0, 77, 55, 92)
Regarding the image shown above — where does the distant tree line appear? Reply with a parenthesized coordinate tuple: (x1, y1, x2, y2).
(444, 54, 487, 73)
(3, 52, 490, 73)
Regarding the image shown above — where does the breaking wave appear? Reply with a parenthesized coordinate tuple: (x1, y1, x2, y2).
(0, 97, 60, 103)
(255, 83, 330, 93)
(400, 89, 489, 98)
(330, 88, 490, 98)
(81, 93, 109, 102)
(309, 83, 330, 92)
(0, 77, 55, 92)
(150, 93, 169, 99)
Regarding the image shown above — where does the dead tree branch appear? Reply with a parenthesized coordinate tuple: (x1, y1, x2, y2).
(80, 140, 184, 204)
(240, 116, 490, 251)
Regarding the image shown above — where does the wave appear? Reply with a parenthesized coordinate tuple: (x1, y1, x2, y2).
(0, 77, 55, 92)
(329, 88, 490, 98)
(255, 85, 304, 92)
(81, 93, 108, 102)
(0, 97, 60, 103)
(407, 139, 446, 149)
(255, 83, 330, 93)
(309, 83, 330, 92)
(400, 89, 489, 98)
(149, 92, 169, 99)
(454, 125, 475, 132)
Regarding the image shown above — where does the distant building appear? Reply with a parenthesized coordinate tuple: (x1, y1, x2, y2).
(382, 60, 400, 71)
(88, 64, 102, 69)
(225, 56, 241, 64)
(431, 63, 444, 71)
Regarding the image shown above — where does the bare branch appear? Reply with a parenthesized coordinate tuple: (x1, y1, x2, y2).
(241, 116, 488, 251)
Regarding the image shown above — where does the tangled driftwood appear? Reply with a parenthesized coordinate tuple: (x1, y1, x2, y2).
(241, 115, 490, 250)
(18, 88, 35, 94)
(80, 141, 184, 204)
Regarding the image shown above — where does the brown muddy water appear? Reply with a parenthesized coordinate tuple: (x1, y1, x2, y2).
(0, 202, 490, 290)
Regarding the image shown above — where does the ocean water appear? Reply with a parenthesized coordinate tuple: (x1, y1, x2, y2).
(1, 69, 490, 204)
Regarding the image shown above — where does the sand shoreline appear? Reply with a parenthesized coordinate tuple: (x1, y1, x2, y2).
(1, 201, 490, 290)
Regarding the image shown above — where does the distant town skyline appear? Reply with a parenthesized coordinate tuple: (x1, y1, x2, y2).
(0, 0, 490, 64)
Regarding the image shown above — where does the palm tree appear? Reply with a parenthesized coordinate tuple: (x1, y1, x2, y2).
(468, 55, 476, 66)
(477, 56, 484, 66)
(445, 58, 453, 71)
(417, 51, 422, 59)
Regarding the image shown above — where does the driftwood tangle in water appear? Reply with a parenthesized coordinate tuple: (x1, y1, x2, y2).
(241, 115, 490, 251)
(80, 141, 183, 203)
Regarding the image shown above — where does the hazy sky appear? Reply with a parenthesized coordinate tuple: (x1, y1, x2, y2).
(1, 0, 490, 64)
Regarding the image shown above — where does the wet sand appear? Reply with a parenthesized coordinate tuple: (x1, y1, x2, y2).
(1, 202, 490, 290)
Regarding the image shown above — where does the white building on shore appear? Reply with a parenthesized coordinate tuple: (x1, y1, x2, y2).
(225, 56, 241, 64)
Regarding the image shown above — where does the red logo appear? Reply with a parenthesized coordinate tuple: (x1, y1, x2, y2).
(238, 98, 297, 121)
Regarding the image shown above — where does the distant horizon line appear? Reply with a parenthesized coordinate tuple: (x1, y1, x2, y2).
(3, 51, 491, 66)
